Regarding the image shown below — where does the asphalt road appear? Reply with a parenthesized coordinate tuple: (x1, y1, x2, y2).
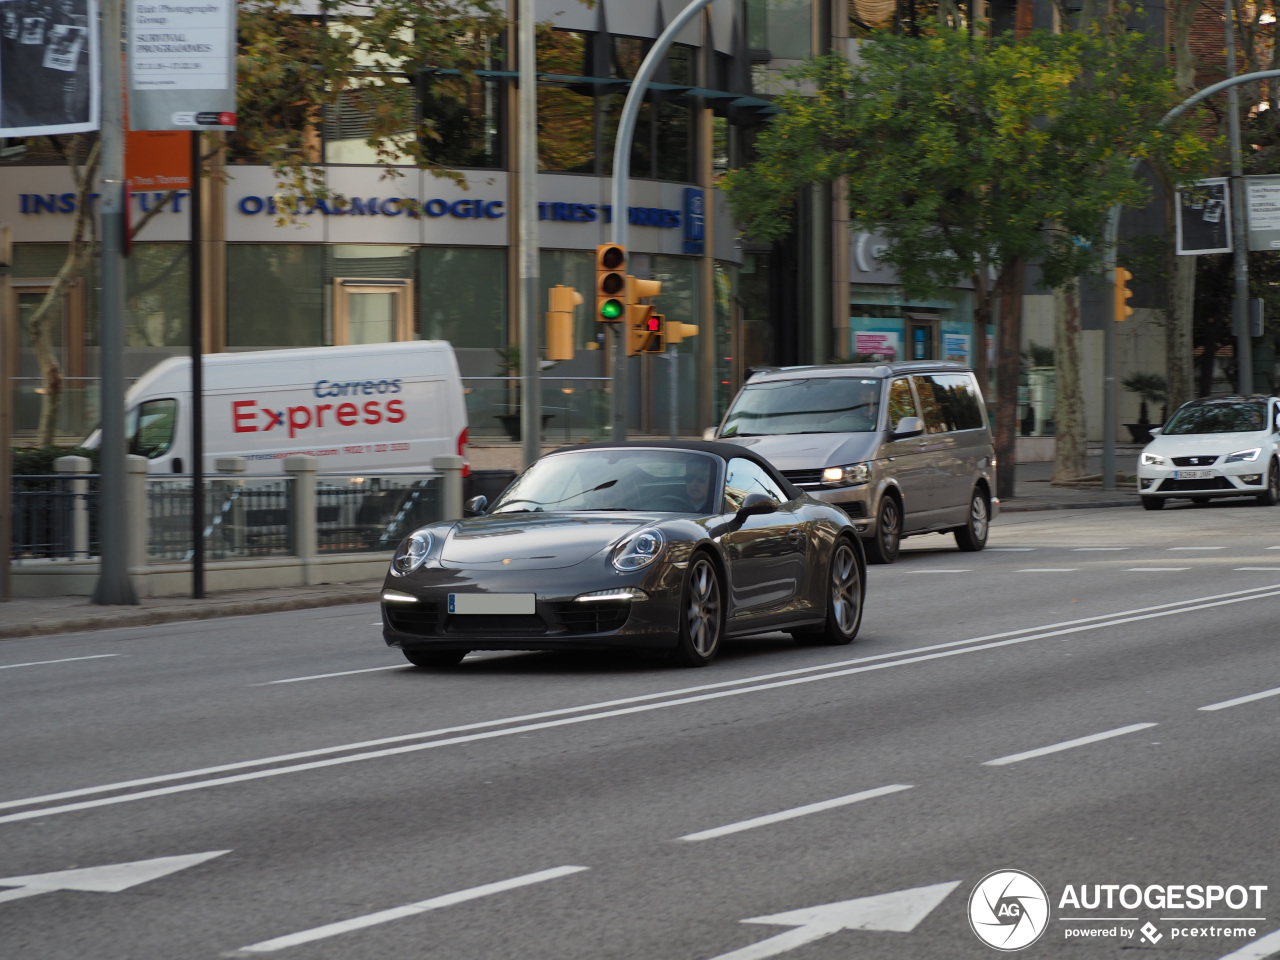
(3, 500, 1280, 960)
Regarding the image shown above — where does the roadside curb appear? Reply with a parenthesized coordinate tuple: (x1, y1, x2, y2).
(0, 583, 381, 641)
(1001, 498, 1138, 513)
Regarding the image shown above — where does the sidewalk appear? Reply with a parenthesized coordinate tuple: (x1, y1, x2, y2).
(1001, 455, 1140, 513)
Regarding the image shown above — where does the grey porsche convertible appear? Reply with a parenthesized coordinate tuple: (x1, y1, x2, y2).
(380, 441, 865, 668)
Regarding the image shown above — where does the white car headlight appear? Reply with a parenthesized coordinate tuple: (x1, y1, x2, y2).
(611, 529, 665, 572)
(1225, 447, 1261, 463)
(390, 530, 433, 576)
(822, 462, 871, 486)
(1141, 452, 1165, 466)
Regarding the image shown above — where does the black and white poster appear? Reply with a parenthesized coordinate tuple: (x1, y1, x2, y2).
(0, 0, 99, 136)
(1176, 177, 1233, 255)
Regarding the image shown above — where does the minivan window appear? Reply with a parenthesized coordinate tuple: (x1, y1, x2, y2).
(127, 398, 177, 458)
(913, 374, 985, 433)
(887, 378, 917, 430)
(721, 378, 882, 436)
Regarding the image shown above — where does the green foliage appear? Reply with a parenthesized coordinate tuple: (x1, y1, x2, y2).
(11, 447, 101, 475)
(1121, 372, 1168, 404)
(724, 25, 1212, 299)
(1024, 341, 1055, 367)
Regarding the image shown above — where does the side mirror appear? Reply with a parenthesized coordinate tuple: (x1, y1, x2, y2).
(464, 494, 488, 517)
(1148, 427, 1162, 437)
(736, 492, 778, 520)
(892, 416, 925, 439)
(703, 427, 718, 441)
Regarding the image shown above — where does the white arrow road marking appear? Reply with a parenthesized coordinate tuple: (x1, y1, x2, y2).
(237, 865, 588, 953)
(1214, 926, 1280, 960)
(678, 785, 913, 842)
(0, 851, 228, 905)
(983, 723, 1158, 766)
(703, 881, 961, 960)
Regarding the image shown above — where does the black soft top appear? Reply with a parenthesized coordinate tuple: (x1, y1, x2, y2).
(545, 440, 802, 502)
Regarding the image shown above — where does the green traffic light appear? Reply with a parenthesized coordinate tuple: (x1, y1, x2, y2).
(600, 298, 623, 320)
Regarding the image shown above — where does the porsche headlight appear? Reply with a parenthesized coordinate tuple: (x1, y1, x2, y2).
(821, 462, 870, 486)
(611, 529, 665, 572)
(1225, 447, 1261, 463)
(391, 530, 433, 576)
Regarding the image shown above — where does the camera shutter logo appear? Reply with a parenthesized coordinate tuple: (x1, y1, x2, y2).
(968, 870, 1050, 951)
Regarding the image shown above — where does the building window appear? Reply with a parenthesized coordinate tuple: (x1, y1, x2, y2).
(418, 246, 506, 376)
(746, 0, 814, 59)
(419, 72, 505, 169)
(227, 244, 325, 348)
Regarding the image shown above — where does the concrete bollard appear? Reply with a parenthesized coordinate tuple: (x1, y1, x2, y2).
(283, 455, 318, 561)
(215, 456, 248, 474)
(432, 455, 465, 521)
(124, 455, 149, 571)
(54, 455, 91, 560)
(215, 457, 249, 553)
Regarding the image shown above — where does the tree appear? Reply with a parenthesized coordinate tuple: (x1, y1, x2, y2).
(724, 25, 1207, 499)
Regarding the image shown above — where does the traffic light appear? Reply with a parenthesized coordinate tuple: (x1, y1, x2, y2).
(546, 284, 583, 361)
(640, 313, 664, 353)
(596, 244, 626, 322)
(663, 320, 699, 345)
(625, 275, 663, 356)
(1114, 266, 1134, 322)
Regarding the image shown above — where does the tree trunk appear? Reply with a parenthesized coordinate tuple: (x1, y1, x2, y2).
(1166, 252, 1196, 409)
(1051, 278, 1087, 482)
(994, 258, 1024, 502)
(971, 266, 991, 425)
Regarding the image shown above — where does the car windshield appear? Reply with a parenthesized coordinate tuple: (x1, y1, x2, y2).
(489, 449, 719, 514)
(1162, 401, 1266, 435)
(720, 378, 882, 436)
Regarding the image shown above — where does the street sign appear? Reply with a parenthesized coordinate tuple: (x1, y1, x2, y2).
(1176, 178, 1232, 255)
(1246, 175, 1280, 251)
(0, 851, 228, 905)
(127, 0, 236, 130)
(0, 0, 100, 137)
(703, 881, 961, 960)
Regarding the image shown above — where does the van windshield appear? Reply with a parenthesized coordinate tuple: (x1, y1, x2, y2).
(720, 378, 882, 436)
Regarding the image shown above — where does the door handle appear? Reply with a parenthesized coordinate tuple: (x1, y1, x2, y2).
(787, 527, 803, 543)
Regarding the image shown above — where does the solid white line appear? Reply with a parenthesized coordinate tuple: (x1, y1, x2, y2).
(238, 865, 587, 953)
(1170, 546, 1225, 551)
(1072, 547, 1130, 552)
(5, 584, 1280, 823)
(1213, 927, 1280, 960)
(1199, 686, 1280, 712)
(0, 654, 119, 671)
(983, 723, 1157, 766)
(677, 784, 912, 842)
(1126, 567, 1190, 572)
(1019, 568, 1078, 572)
(257, 665, 404, 685)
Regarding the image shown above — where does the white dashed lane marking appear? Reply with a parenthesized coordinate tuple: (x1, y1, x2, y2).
(1169, 546, 1226, 551)
(1018, 568, 1078, 573)
(1126, 567, 1190, 572)
(1199, 686, 1280, 712)
(677, 784, 913, 842)
(983, 723, 1158, 766)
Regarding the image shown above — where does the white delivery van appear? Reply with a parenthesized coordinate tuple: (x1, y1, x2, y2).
(84, 341, 469, 476)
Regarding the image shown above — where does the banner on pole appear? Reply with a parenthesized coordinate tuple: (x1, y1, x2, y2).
(127, 0, 235, 130)
(1175, 178, 1232, 255)
(1246, 174, 1280, 251)
(0, 0, 100, 136)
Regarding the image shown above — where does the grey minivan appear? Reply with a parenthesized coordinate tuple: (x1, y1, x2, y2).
(712, 361, 998, 563)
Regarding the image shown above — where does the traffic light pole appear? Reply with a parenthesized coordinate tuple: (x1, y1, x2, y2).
(609, 0, 715, 441)
(1100, 67, 1280, 491)
(1224, 0, 1253, 396)
(517, 0, 541, 469)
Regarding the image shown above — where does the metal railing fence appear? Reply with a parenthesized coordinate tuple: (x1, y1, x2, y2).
(146, 477, 294, 562)
(10, 475, 100, 561)
(315, 475, 440, 553)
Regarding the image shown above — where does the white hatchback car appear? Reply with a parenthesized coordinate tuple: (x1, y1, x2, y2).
(1138, 396, 1280, 510)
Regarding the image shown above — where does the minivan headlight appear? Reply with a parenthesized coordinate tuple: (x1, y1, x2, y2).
(1141, 452, 1166, 466)
(1225, 447, 1261, 463)
(611, 529, 665, 572)
(822, 462, 870, 486)
(391, 530, 433, 576)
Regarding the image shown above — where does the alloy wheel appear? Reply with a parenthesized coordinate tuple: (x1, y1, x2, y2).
(879, 497, 901, 558)
(830, 542, 861, 636)
(969, 493, 989, 542)
(685, 557, 722, 658)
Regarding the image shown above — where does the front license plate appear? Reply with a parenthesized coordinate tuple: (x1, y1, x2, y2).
(1175, 470, 1213, 480)
(448, 593, 535, 615)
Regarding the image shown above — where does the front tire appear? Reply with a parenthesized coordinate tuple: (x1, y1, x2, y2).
(953, 487, 990, 552)
(794, 537, 863, 646)
(865, 493, 902, 565)
(403, 649, 467, 668)
(1256, 460, 1280, 506)
(671, 553, 723, 667)
(1141, 496, 1165, 511)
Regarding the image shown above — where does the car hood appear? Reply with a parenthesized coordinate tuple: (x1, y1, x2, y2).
(439, 513, 652, 569)
(1145, 431, 1269, 457)
(718, 432, 882, 470)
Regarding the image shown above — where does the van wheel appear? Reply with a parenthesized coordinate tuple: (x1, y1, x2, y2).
(954, 488, 990, 552)
(403, 649, 467, 668)
(865, 494, 902, 565)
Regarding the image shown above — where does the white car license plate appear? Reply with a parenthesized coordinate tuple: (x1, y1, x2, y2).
(448, 593, 535, 615)
(1175, 470, 1213, 480)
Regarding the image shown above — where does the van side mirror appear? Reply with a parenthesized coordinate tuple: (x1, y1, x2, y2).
(464, 494, 488, 517)
(736, 492, 778, 520)
(892, 416, 925, 439)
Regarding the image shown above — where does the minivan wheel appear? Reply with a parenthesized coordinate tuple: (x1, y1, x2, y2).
(953, 488, 990, 552)
(865, 494, 902, 565)
(1256, 460, 1280, 506)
